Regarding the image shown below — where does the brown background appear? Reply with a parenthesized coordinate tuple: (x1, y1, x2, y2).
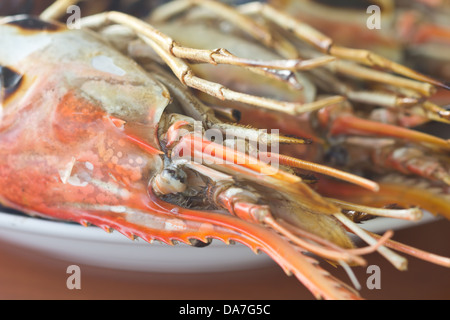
(0, 219, 449, 300)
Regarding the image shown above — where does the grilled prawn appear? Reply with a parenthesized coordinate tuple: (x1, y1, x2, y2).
(0, 0, 449, 300)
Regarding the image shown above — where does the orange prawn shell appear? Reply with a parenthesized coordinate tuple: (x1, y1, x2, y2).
(0, 17, 169, 219)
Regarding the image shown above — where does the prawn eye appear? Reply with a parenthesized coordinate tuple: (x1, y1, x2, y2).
(0, 66, 23, 101)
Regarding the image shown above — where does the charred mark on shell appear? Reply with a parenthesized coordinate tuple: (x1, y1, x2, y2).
(324, 145, 349, 167)
(0, 66, 23, 102)
(342, 209, 375, 223)
(4, 15, 62, 32)
(313, 0, 380, 10)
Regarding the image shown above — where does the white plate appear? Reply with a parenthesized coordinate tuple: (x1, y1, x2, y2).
(0, 209, 436, 273)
